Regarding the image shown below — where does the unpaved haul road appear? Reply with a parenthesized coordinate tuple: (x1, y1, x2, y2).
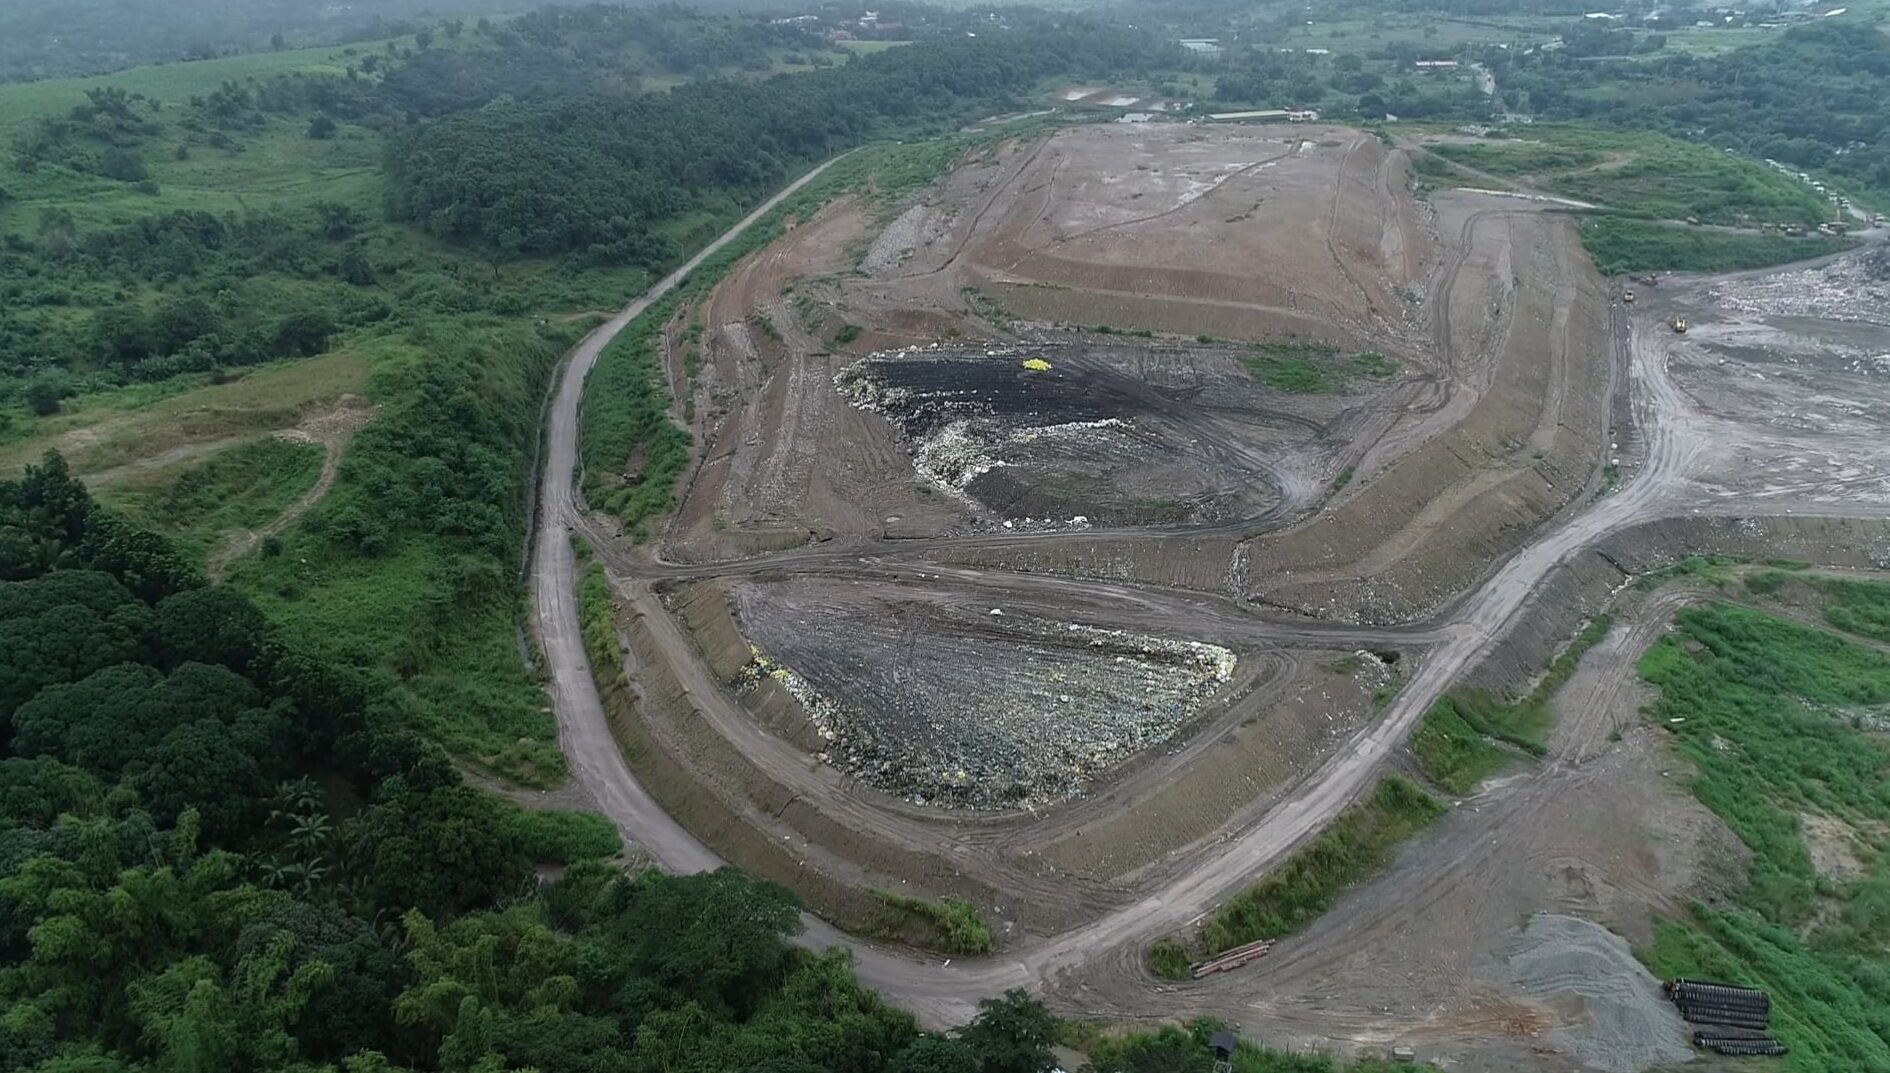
(529, 159, 1871, 1028)
(530, 159, 852, 879)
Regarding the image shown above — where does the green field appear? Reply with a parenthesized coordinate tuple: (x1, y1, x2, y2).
(95, 435, 324, 562)
(0, 42, 379, 138)
(1409, 698, 1507, 796)
(1654, 26, 1783, 57)
(869, 890, 996, 956)
(1243, 342, 1398, 395)
(838, 39, 913, 54)
(1078, 1020, 1435, 1073)
(1268, 13, 1557, 53)
(1410, 616, 1612, 793)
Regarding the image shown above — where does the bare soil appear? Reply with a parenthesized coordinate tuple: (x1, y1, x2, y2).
(1045, 583, 1745, 1072)
(532, 121, 1890, 1065)
(587, 124, 1626, 952)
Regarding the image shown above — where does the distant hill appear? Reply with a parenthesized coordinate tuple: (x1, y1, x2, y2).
(0, 0, 505, 83)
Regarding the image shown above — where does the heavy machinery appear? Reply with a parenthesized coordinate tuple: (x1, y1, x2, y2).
(1672, 318, 1688, 334)
(1623, 289, 1636, 303)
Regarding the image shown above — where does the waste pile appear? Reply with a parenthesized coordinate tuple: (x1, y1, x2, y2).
(738, 613, 1237, 810)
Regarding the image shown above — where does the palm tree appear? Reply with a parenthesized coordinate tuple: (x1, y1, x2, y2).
(288, 812, 333, 858)
(297, 859, 331, 895)
(258, 859, 294, 889)
(268, 778, 323, 825)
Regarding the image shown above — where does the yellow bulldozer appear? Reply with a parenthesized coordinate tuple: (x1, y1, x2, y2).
(1672, 318, 1688, 334)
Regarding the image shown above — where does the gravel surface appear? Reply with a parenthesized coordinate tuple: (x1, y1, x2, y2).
(1503, 914, 1693, 1073)
(861, 204, 931, 275)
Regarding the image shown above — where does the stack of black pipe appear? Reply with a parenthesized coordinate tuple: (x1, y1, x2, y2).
(1666, 979, 1786, 1056)
(1691, 1032, 1787, 1057)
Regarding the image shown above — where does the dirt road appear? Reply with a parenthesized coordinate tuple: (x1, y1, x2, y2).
(529, 159, 850, 879)
(208, 396, 376, 580)
(528, 147, 1890, 1035)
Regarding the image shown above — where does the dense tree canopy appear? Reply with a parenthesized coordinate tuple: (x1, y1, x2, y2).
(1485, 21, 1890, 198)
(387, 22, 1181, 260)
(0, 453, 1061, 1073)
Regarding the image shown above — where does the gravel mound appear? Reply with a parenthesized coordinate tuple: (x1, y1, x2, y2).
(861, 204, 930, 275)
(1504, 914, 1693, 1073)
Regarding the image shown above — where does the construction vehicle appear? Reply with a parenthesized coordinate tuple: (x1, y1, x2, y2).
(1672, 318, 1688, 334)
(1622, 289, 1635, 303)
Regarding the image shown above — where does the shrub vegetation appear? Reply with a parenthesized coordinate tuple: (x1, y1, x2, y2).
(1578, 217, 1850, 275)
(871, 890, 997, 956)
(1199, 775, 1444, 956)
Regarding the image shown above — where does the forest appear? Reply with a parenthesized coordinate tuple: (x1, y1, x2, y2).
(1482, 21, 1890, 201)
(0, 454, 1077, 1073)
(386, 20, 1180, 259)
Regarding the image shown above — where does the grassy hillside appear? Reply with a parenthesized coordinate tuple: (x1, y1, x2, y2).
(1636, 599, 1890, 1070)
(0, 32, 617, 786)
(1577, 217, 1852, 275)
(1431, 125, 1829, 227)
(0, 0, 504, 83)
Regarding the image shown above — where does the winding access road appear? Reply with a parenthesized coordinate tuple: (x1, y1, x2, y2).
(529, 160, 854, 878)
(528, 159, 1884, 1027)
